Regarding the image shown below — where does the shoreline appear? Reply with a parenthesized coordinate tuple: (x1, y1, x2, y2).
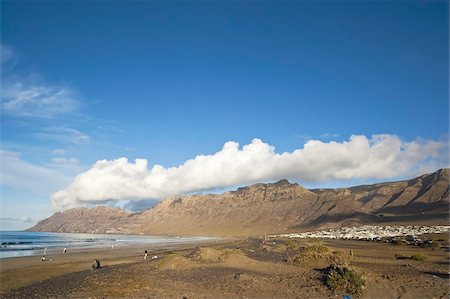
(1, 233, 448, 298)
(0, 237, 232, 294)
(0, 230, 222, 259)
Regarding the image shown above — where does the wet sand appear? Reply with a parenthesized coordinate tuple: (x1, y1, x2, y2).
(1, 234, 448, 298)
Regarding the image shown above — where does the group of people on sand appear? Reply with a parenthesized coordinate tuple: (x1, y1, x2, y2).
(40, 246, 158, 269)
(41, 247, 67, 262)
(40, 246, 100, 270)
(144, 250, 158, 260)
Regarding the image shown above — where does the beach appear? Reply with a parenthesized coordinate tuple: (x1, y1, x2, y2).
(1, 233, 448, 298)
(0, 238, 223, 294)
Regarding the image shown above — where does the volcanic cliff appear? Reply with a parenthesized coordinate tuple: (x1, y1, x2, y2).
(29, 169, 449, 236)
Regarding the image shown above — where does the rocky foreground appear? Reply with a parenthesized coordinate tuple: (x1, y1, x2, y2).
(29, 169, 449, 236)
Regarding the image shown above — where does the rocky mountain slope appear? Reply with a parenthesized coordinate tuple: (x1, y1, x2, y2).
(29, 169, 449, 236)
(30, 206, 136, 234)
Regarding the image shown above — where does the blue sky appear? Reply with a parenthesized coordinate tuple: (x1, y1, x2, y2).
(1, 1, 448, 230)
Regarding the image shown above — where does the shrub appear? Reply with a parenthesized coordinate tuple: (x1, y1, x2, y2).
(394, 253, 407, 259)
(292, 254, 304, 264)
(285, 239, 303, 250)
(292, 245, 341, 264)
(272, 243, 288, 252)
(325, 264, 365, 297)
(268, 238, 305, 252)
(306, 245, 330, 253)
(411, 253, 426, 262)
(394, 253, 426, 261)
(330, 250, 347, 265)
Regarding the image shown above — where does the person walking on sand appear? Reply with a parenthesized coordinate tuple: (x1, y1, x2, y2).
(144, 250, 148, 260)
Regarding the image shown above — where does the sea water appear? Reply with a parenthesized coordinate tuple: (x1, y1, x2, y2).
(0, 231, 214, 259)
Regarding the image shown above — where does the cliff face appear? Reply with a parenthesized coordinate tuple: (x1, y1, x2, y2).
(29, 206, 138, 234)
(29, 169, 449, 236)
(138, 179, 319, 236)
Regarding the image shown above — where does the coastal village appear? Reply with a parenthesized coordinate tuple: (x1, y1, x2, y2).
(274, 225, 450, 245)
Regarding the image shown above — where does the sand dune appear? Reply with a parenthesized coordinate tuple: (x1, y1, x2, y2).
(2, 233, 448, 298)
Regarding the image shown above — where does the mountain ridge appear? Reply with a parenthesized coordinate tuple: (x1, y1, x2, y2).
(29, 169, 450, 236)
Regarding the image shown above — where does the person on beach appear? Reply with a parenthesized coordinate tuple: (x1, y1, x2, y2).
(144, 250, 148, 260)
(92, 259, 100, 269)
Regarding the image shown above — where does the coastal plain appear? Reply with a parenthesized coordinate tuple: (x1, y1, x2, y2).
(2, 169, 450, 298)
(1, 233, 448, 298)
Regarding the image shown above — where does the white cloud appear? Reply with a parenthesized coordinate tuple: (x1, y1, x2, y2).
(51, 157, 80, 165)
(21, 216, 34, 223)
(35, 127, 90, 145)
(321, 133, 340, 138)
(0, 216, 34, 223)
(1, 80, 79, 118)
(49, 157, 83, 174)
(0, 150, 73, 195)
(52, 149, 65, 156)
(51, 134, 449, 209)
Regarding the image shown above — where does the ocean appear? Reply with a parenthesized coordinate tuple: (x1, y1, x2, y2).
(0, 231, 214, 259)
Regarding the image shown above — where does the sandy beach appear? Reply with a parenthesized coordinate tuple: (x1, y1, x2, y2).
(1, 233, 448, 298)
(0, 238, 226, 294)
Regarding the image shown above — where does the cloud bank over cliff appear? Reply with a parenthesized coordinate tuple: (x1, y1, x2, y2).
(51, 134, 448, 209)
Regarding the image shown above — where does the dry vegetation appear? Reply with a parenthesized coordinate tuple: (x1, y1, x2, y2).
(394, 252, 427, 262)
(325, 264, 365, 296)
(1, 233, 449, 298)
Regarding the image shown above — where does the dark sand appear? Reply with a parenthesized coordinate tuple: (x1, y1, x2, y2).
(1, 234, 449, 298)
